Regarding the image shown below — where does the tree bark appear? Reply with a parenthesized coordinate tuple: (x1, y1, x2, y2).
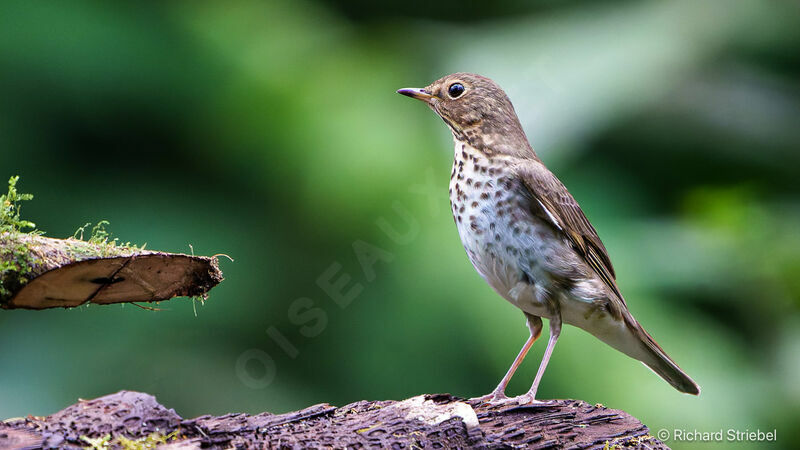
(0, 390, 667, 449)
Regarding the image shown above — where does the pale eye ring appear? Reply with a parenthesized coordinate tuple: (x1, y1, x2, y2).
(448, 83, 465, 98)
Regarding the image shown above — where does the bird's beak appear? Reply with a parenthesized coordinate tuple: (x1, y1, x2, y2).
(397, 88, 434, 102)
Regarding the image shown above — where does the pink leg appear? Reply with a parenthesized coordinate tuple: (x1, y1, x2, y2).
(515, 313, 561, 404)
(473, 315, 542, 403)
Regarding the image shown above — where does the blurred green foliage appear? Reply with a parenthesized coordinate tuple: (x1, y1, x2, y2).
(1, 0, 798, 448)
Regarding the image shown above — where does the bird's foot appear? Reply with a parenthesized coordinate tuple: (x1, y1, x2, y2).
(469, 391, 509, 405)
(471, 391, 555, 408)
(505, 392, 555, 407)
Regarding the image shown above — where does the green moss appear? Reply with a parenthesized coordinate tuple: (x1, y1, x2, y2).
(73, 220, 144, 256)
(0, 176, 37, 234)
(0, 176, 40, 301)
(0, 236, 34, 301)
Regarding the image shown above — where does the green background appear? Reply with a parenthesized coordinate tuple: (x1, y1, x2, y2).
(1, 1, 799, 448)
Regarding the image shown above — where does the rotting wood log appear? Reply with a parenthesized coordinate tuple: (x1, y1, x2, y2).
(0, 390, 668, 449)
(0, 232, 223, 309)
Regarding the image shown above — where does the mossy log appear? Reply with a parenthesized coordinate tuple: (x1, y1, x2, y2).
(0, 390, 667, 449)
(0, 232, 223, 309)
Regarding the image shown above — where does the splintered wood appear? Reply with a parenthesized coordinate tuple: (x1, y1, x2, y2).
(1, 233, 223, 309)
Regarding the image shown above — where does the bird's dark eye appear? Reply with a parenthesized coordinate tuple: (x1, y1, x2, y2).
(448, 83, 465, 98)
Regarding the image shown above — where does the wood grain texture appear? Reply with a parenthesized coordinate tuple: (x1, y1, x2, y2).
(1, 391, 668, 449)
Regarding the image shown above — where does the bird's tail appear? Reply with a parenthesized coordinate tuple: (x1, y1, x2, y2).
(576, 307, 700, 395)
(633, 324, 700, 395)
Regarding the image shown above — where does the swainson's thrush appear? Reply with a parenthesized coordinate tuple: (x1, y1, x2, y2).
(398, 73, 699, 404)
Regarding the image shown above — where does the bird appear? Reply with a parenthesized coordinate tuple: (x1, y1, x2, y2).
(397, 73, 699, 404)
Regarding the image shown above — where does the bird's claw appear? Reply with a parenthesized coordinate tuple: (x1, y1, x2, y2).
(472, 391, 555, 407)
(505, 393, 553, 406)
(470, 391, 508, 405)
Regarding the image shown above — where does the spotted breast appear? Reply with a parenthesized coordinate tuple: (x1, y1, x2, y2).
(448, 141, 578, 318)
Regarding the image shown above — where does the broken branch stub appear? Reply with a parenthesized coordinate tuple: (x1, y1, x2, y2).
(0, 232, 223, 310)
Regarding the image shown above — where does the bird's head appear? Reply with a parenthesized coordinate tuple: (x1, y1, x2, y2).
(397, 72, 532, 157)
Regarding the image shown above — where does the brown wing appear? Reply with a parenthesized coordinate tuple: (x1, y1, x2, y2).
(513, 160, 624, 303)
(514, 163, 700, 394)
